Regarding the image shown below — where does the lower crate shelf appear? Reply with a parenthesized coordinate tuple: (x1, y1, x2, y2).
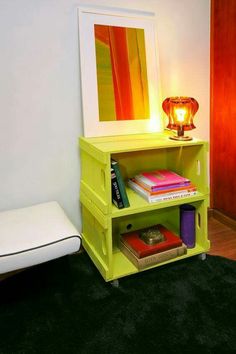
(82, 230, 210, 281)
(111, 243, 210, 280)
(81, 197, 210, 281)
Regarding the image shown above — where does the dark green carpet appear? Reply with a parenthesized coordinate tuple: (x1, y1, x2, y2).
(0, 252, 236, 354)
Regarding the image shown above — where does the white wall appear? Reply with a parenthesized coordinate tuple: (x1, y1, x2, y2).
(0, 0, 210, 229)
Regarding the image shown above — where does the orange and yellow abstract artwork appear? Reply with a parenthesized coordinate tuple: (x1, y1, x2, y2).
(94, 24, 150, 121)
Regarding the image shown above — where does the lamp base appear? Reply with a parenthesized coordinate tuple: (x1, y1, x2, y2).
(169, 135, 193, 141)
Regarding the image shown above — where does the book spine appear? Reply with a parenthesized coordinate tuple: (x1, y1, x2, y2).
(111, 160, 130, 208)
(129, 179, 196, 196)
(120, 242, 187, 270)
(137, 245, 187, 269)
(128, 179, 197, 203)
(111, 168, 124, 209)
(133, 178, 195, 195)
(135, 175, 190, 192)
(151, 181, 191, 192)
(149, 191, 197, 202)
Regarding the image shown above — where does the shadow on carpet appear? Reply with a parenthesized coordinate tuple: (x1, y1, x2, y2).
(0, 252, 236, 354)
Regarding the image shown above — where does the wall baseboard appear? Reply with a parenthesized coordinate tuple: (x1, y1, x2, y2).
(209, 208, 236, 230)
(208, 208, 214, 218)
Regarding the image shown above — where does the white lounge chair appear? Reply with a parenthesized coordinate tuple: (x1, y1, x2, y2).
(0, 201, 81, 277)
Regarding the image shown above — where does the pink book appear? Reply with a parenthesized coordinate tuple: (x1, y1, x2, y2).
(135, 170, 190, 190)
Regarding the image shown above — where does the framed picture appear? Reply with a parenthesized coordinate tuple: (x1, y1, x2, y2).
(78, 6, 163, 137)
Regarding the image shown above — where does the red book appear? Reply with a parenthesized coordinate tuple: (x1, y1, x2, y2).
(120, 224, 182, 258)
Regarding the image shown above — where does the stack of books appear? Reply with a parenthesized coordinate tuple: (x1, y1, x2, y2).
(120, 224, 187, 270)
(128, 169, 196, 203)
(111, 159, 130, 209)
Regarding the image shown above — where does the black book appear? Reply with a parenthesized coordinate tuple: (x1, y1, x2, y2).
(111, 168, 124, 209)
(111, 159, 130, 208)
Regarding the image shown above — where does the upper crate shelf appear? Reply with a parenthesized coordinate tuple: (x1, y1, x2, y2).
(79, 132, 209, 218)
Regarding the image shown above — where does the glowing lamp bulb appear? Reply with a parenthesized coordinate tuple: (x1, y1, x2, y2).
(175, 108, 186, 123)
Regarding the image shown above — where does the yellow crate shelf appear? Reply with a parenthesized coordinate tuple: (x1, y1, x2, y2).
(79, 132, 210, 282)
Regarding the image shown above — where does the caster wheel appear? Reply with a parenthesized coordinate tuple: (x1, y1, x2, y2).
(198, 253, 207, 261)
(110, 279, 119, 288)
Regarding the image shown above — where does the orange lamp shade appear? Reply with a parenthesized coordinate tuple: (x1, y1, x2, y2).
(162, 97, 199, 141)
(162, 97, 198, 130)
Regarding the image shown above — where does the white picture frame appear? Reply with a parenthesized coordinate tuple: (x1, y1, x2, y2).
(78, 6, 163, 137)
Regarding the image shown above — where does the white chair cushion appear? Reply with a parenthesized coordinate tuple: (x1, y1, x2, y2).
(0, 201, 81, 274)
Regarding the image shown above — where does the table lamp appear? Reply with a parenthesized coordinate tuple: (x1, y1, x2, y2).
(162, 96, 199, 141)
